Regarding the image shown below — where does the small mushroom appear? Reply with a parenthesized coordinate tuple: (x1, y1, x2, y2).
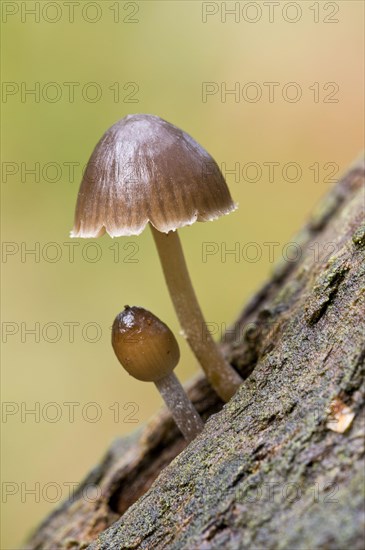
(71, 114, 243, 401)
(112, 305, 203, 442)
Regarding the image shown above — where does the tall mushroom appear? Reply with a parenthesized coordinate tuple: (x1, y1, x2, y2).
(71, 114, 243, 401)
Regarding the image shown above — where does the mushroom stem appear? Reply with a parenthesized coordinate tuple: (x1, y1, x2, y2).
(150, 224, 243, 402)
(155, 372, 203, 442)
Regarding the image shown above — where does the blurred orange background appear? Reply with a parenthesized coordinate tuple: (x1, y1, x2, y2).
(1, 1, 364, 547)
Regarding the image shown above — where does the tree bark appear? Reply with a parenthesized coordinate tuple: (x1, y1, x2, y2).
(25, 157, 365, 550)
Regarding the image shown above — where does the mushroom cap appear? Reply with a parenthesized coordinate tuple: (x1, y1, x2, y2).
(71, 114, 236, 237)
(112, 306, 180, 382)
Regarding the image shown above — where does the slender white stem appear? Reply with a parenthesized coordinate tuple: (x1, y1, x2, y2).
(150, 225, 243, 402)
(155, 372, 203, 442)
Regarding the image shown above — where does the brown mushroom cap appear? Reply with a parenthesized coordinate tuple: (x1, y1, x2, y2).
(112, 306, 180, 382)
(71, 114, 236, 237)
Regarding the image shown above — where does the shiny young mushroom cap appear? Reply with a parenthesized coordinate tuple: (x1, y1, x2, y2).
(112, 305, 180, 382)
(71, 114, 236, 238)
(112, 306, 203, 442)
(71, 114, 243, 402)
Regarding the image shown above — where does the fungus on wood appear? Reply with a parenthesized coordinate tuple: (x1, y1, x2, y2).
(25, 157, 365, 550)
(71, 114, 243, 401)
(112, 305, 203, 443)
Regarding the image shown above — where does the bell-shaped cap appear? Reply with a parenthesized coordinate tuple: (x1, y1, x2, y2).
(71, 114, 236, 237)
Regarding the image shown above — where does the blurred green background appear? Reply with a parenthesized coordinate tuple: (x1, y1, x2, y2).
(1, 1, 364, 547)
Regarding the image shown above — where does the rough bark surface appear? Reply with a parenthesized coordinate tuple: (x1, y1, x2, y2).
(26, 158, 365, 550)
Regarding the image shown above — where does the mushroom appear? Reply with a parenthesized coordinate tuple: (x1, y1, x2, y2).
(112, 305, 203, 442)
(71, 114, 243, 401)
